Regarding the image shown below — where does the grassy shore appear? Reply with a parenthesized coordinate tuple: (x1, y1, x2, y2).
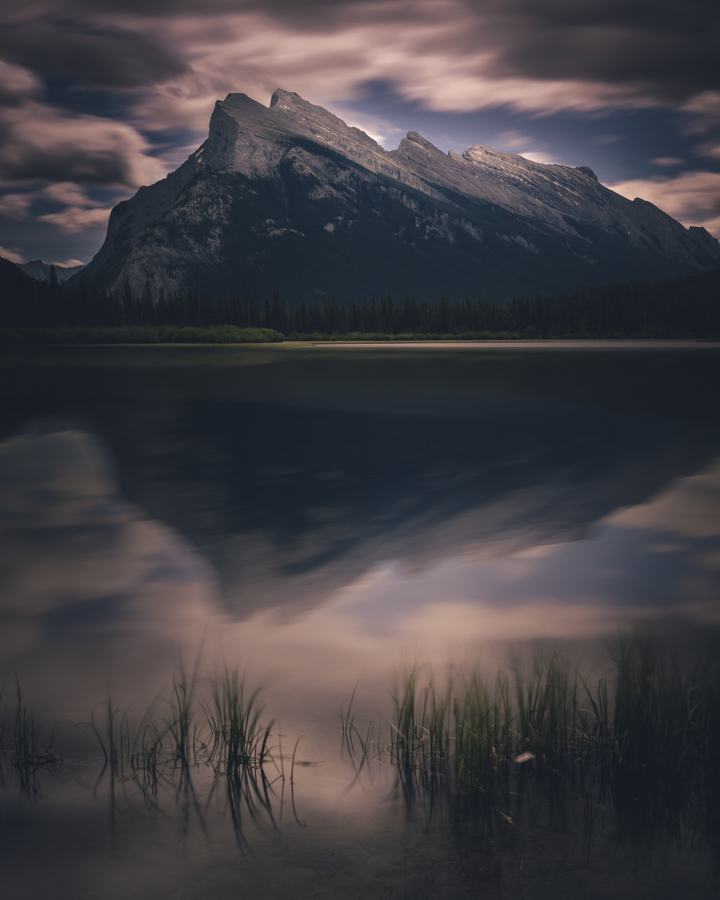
(0, 325, 284, 344)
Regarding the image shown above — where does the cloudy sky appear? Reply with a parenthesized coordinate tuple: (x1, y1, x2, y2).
(0, 0, 718, 266)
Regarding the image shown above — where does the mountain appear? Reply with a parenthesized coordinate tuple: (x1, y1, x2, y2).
(0, 254, 56, 324)
(69, 90, 720, 303)
(17, 260, 85, 285)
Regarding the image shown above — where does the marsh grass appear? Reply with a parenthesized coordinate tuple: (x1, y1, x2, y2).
(68, 662, 283, 840)
(608, 638, 720, 836)
(205, 666, 274, 773)
(339, 686, 386, 795)
(0, 679, 61, 796)
(391, 669, 452, 775)
(341, 686, 383, 764)
(203, 665, 279, 844)
(342, 639, 720, 838)
(87, 699, 131, 777)
(3, 637, 718, 844)
(453, 670, 512, 798)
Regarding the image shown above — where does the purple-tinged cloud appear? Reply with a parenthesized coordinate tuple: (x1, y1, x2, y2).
(0, 100, 165, 185)
(0, 23, 189, 88)
(3, 1, 719, 120)
(0, 190, 32, 219)
(608, 170, 720, 237)
(0, 242, 24, 263)
(0, 59, 40, 106)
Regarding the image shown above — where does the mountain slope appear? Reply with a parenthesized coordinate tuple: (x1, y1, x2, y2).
(70, 90, 720, 303)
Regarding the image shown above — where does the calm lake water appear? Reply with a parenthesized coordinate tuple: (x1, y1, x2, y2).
(1, 344, 719, 899)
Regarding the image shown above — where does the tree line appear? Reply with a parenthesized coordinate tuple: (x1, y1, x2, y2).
(1, 256, 719, 338)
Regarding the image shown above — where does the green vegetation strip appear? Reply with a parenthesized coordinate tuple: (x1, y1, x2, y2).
(0, 325, 284, 345)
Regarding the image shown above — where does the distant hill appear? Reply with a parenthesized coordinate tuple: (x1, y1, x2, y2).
(0, 254, 54, 298)
(17, 260, 85, 285)
(0, 254, 59, 327)
(68, 89, 720, 304)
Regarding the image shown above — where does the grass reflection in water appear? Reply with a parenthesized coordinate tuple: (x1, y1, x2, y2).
(1, 637, 719, 858)
(0, 680, 61, 796)
(0, 661, 285, 847)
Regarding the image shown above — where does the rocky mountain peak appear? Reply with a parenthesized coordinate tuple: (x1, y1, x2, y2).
(69, 89, 720, 303)
(576, 165, 599, 182)
(204, 88, 390, 181)
(219, 88, 382, 150)
(403, 131, 439, 151)
(269, 88, 300, 108)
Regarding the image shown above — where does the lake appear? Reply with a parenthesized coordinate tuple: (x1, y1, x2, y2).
(1, 343, 719, 899)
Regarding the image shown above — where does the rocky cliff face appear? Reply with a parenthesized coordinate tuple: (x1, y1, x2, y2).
(71, 89, 720, 303)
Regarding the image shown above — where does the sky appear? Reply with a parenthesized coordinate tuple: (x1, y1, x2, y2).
(0, 0, 718, 267)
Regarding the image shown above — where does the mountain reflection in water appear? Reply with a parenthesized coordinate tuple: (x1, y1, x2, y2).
(0, 387, 719, 708)
(71, 390, 720, 619)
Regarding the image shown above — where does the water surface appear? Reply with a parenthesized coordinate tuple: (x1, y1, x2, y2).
(1, 345, 719, 899)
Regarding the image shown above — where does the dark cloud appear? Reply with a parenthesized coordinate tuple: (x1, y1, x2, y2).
(469, 0, 720, 102)
(0, 102, 161, 186)
(1, 144, 132, 184)
(2, 1, 717, 106)
(0, 24, 189, 88)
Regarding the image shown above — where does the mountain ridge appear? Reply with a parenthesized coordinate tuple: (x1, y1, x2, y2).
(18, 260, 86, 285)
(69, 89, 720, 303)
